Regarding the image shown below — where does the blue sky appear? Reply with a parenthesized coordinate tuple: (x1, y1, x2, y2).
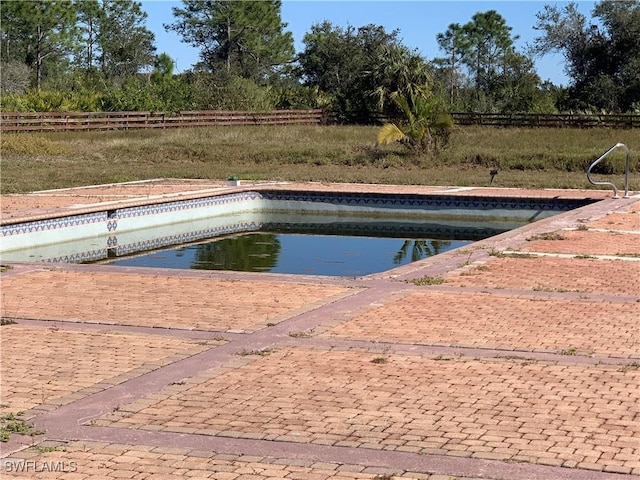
(140, 1, 598, 86)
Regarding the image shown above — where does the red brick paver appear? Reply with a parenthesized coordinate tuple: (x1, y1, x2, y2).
(521, 230, 640, 256)
(322, 291, 639, 357)
(95, 347, 640, 472)
(445, 256, 640, 296)
(1, 441, 471, 479)
(587, 212, 640, 231)
(0, 325, 216, 414)
(0, 270, 354, 331)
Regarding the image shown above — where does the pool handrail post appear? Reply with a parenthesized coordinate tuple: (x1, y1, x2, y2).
(586, 143, 630, 199)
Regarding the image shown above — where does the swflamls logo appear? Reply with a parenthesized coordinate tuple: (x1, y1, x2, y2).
(2, 458, 78, 473)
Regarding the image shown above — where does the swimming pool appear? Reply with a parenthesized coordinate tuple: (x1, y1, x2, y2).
(0, 189, 596, 275)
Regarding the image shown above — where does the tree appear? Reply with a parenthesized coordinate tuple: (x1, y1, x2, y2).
(593, 0, 640, 111)
(151, 52, 175, 84)
(165, 0, 294, 82)
(371, 42, 433, 117)
(491, 51, 543, 112)
(96, 0, 156, 81)
(297, 22, 432, 122)
(434, 23, 468, 104)
(435, 11, 542, 112)
(0, 0, 78, 88)
(75, 0, 103, 74)
(532, 0, 640, 112)
(461, 11, 518, 107)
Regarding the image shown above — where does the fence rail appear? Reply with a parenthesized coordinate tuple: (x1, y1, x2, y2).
(450, 112, 639, 128)
(1, 110, 638, 133)
(0, 109, 328, 132)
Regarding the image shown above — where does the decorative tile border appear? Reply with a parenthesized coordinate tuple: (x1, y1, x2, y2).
(259, 190, 596, 215)
(116, 191, 263, 220)
(47, 248, 108, 264)
(1, 211, 106, 237)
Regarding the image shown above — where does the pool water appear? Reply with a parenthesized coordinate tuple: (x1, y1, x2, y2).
(109, 232, 471, 277)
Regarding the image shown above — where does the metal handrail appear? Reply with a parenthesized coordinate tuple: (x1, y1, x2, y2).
(586, 143, 630, 198)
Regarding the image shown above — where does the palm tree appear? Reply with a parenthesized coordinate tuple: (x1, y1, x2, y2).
(377, 86, 453, 153)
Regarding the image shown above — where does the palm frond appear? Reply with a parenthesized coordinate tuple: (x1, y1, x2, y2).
(377, 123, 406, 146)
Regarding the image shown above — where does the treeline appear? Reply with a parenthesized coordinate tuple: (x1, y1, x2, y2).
(1, 0, 639, 120)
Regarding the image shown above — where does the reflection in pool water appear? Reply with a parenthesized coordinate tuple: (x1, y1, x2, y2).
(109, 232, 466, 277)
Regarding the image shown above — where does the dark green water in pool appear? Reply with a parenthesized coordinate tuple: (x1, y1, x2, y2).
(109, 232, 471, 277)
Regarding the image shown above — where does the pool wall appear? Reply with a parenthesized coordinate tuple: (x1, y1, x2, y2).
(1, 189, 596, 263)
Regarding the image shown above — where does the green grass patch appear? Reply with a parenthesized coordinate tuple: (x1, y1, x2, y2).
(0, 133, 72, 156)
(1, 412, 44, 442)
(527, 231, 565, 241)
(1, 125, 638, 193)
(32, 445, 60, 453)
(237, 348, 275, 357)
(409, 276, 446, 286)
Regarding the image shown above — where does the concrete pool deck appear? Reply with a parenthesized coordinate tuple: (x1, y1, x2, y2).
(0, 180, 639, 479)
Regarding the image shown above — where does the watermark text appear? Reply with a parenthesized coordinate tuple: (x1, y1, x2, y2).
(2, 459, 77, 473)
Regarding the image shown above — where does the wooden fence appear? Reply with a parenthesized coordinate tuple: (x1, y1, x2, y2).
(450, 112, 639, 128)
(0, 109, 328, 132)
(1, 109, 638, 133)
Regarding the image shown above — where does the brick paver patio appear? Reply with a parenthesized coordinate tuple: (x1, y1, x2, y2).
(322, 291, 639, 357)
(0, 325, 217, 415)
(0, 270, 355, 332)
(1, 441, 479, 480)
(1, 181, 638, 480)
(94, 347, 638, 472)
(444, 256, 640, 296)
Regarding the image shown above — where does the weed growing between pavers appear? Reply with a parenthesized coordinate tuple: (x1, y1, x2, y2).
(408, 276, 445, 286)
(618, 362, 640, 372)
(32, 445, 60, 454)
(533, 285, 573, 293)
(527, 231, 566, 241)
(288, 330, 314, 338)
(559, 347, 594, 356)
(0, 412, 44, 442)
(501, 251, 539, 258)
(370, 357, 388, 364)
(237, 348, 276, 356)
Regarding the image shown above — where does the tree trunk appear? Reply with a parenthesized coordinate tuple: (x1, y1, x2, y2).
(36, 24, 42, 89)
(226, 15, 232, 73)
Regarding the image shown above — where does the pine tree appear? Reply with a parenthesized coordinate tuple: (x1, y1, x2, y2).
(165, 0, 294, 82)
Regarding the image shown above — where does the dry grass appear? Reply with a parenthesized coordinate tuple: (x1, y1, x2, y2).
(1, 125, 638, 193)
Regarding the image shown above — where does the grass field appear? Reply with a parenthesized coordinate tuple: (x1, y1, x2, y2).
(1, 125, 638, 193)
